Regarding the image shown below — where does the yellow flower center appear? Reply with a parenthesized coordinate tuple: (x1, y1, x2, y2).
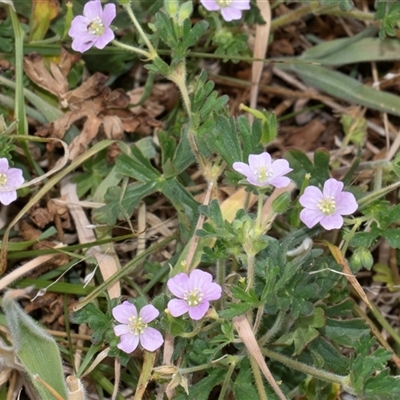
(87, 17, 105, 36)
(183, 288, 204, 306)
(128, 316, 147, 336)
(254, 166, 273, 183)
(0, 173, 7, 188)
(216, 0, 232, 7)
(317, 196, 336, 215)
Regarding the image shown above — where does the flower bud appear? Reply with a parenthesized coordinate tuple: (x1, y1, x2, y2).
(272, 192, 291, 214)
(350, 247, 373, 272)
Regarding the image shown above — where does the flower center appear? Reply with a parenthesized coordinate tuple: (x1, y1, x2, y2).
(128, 316, 147, 336)
(254, 166, 273, 183)
(87, 17, 105, 36)
(216, 0, 232, 7)
(0, 174, 7, 188)
(317, 196, 336, 215)
(183, 288, 204, 307)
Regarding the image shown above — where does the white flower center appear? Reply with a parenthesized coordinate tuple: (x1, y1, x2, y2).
(128, 316, 147, 335)
(254, 166, 273, 183)
(317, 196, 336, 215)
(0, 174, 7, 188)
(216, 0, 232, 7)
(183, 288, 204, 306)
(87, 17, 105, 36)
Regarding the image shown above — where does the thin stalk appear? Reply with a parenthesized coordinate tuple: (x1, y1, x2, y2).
(217, 361, 236, 400)
(246, 254, 255, 292)
(256, 191, 264, 232)
(216, 259, 226, 310)
(111, 39, 152, 59)
(261, 347, 355, 395)
(123, 3, 157, 59)
(250, 356, 268, 400)
(259, 310, 286, 346)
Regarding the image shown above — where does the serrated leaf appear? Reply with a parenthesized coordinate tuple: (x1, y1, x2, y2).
(322, 318, 370, 347)
(219, 302, 253, 319)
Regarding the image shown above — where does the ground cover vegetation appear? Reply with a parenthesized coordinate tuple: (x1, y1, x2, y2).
(1, 0, 400, 399)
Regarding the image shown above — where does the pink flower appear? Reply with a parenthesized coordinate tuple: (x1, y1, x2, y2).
(68, 0, 116, 53)
(233, 152, 292, 188)
(112, 301, 163, 353)
(299, 178, 358, 230)
(0, 158, 24, 205)
(201, 0, 250, 21)
(167, 270, 222, 320)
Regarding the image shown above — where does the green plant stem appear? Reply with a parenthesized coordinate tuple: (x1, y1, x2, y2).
(179, 363, 214, 374)
(217, 360, 236, 400)
(216, 259, 225, 310)
(111, 39, 152, 59)
(246, 254, 255, 292)
(261, 347, 355, 395)
(358, 180, 400, 208)
(374, 167, 383, 191)
(256, 191, 264, 232)
(259, 310, 286, 346)
(249, 356, 268, 400)
(123, 3, 157, 59)
(340, 218, 362, 255)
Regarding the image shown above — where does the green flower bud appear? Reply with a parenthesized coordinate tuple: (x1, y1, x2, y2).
(350, 247, 374, 272)
(178, 1, 193, 24)
(272, 192, 291, 214)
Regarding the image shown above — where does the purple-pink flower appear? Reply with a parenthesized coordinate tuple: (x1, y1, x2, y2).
(233, 152, 292, 188)
(68, 0, 116, 53)
(0, 158, 24, 206)
(299, 178, 358, 230)
(167, 270, 222, 320)
(112, 301, 164, 353)
(201, 0, 250, 22)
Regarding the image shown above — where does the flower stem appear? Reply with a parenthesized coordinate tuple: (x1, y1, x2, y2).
(217, 360, 236, 400)
(261, 347, 355, 395)
(256, 190, 264, 232)
(246, 254, 255, 292)
(111, 39, 152, 59)
(250, 356, 268, 400)
(122, 3, 157, 59)
(259, 309, 286, 346)
(216, 259, 226, 310)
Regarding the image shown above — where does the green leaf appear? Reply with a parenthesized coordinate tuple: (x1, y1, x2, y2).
(2, 290, 68, 399)
(277, 307, 325, 355)
(219, 302, 253, 319)
(276, 63, 400, 117)
(116, 147, 160, 182)
(321, 318, 369, 347)
(92, 181, 157, 225)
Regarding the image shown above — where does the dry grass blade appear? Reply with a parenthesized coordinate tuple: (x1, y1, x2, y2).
(233, 315, 287, 400)
(249, 0, 271, 113)
(60, 178, 121, 300)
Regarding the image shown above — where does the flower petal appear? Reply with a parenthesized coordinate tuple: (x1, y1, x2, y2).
(270, 159, 293, 177)
(232, 161, 253, 180)
(188, 302, 209, 320)
(139, 304, 159, 324)
(320, 214, 344, 230)
(0, 191, 17, 206)
(6, 168, 24, 188)
(112, 301, 137, 324)
(168, 299, 189, 317)
(190, 269, 213, 290)
(94, 28, 114, 49)
(0, 158, 9, 173)
(167, 273, 189, 298)
(200, 0, 221, 11)
(113, 324, 130, 337)
(248, 153, 271, 172)
(71, 36, 96, 53)
(68, 16, 89, 37)
(202, 282, 222, 301)
(232, 0, 251, 10)
(221, 6, 242, 21)
(335, 192, 358, 215)
(101, 3, 116, 27)
(83, 0, 102, 19)
(299, 186, 324, 209)
(299, 208, 324, 229)
(117, 333, 139, 354)
(140, 327, 164, 352)
(268, 176, 291, 188)
(323, 179, 343, 198)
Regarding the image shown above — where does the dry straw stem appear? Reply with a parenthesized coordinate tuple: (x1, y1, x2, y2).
(249, 0, 271, 114)
(233, 315, 287, 400)
(60, 178, 121, 300)
(66, 376, 86, 400)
